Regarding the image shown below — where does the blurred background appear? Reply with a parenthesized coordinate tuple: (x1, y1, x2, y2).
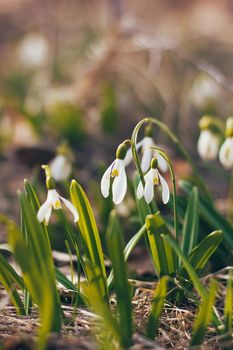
(0, 0, 233, 243)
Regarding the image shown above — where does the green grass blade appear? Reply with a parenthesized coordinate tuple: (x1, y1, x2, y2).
(83, 260, 121, 344)
(180, 180, 233, 248)
(70, 180, 108, 299)
(224, 270, 233, 333)
(0, 253, 25, 315)
(181, 187, 199, 257)
(146, 214, 175, 276)
(146, 276, 168, 339)
(187, 230, 223, 274)
(162, 235, 205, 298)
(191, 279, 218, 346)
(106, 211, 133, 348)
(107, 223, 146, 287)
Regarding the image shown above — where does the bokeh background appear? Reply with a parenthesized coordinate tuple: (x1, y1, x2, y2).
(0, 0, 233, 242)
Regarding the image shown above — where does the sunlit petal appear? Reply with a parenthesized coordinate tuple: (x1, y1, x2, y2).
(60, 196, 79, 222)
(49, 189, 62, 210)
(219, 137, 233, 169)
(157, 153, 168, 172)
(197, 130, 219, 160)
(159, 173, 170, 204)
(136, 181, 144, 199)
(50, 155, 72, 182)
(101, 161, 115, 198)
(37, 200, 51, 223)
(141, 149, 152, 173)
(112, 160, 127, 204)
(144, 181, 154, 204)
(44, 205, 52, 225)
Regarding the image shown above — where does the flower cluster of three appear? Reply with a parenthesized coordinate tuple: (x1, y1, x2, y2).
(101, 132, 170, 205)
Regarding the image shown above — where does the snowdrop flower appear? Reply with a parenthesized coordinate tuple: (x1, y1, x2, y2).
(50, 154, 72, 182)
(18, 33, 49, 67)
(50, 142, 74, 182)
(134, 125, 168, 173)
(137, 157, 170, 204)
(101, 140, 131, 205)
(197, 116, 221, 160)
(219, 117, 233, 169)
(37, 165, 78, 225)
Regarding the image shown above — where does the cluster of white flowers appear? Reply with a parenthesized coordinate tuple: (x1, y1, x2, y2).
(101, 127, 170, 206)
(37, 126, 170, 225)
(198, 116, 233, 169)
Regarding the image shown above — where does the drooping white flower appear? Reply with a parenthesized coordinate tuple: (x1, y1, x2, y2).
(137, 158, 170, 205)
(50, 154, 72, 182)
(101, 141, 130, 205)
(37, 188, 79, 225)
(18, 33, 49, 67)
(137, 136, 168, 173)
(219, 137, 233, 169)
(197, 129, 220, 161)
(219, 117, 233, 169)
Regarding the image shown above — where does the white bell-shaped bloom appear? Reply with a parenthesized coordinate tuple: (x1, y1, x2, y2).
(101, 158, 127, 205)
(219, 137, 233, 169)
(197, 129, 220, 160)
(37, 189, 79, 225)
(125, 136, 168, 173)
(50, 154, 72, 182)
(138, 136, 168, 173)
(137, 168, 170, 205)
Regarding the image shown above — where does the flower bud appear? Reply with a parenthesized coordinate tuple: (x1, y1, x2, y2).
(144, 124, 153, 137)
(150, 157, 158, 169)
(116, 140, 131, 160)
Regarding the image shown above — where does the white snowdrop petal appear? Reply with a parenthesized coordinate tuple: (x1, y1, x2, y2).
(144, 181, 154, 204)
(157, 153, 168, 173)
(60, 196, 79, 222)
(44, 205, 52, 225)
(37, 200, 51, 223)
(197, 130, 219, 160)
(112, 160, 127, 205)
(219, 138, 233, 168)
(159, 173, 170, 204)
(101, 161, 114, 198)
(50, 155, 72, 181)
(141, 149, 152, 173)
(136, 181, 144, 199)
(124, 149, 133, 166)
(49, 189, 62, 210)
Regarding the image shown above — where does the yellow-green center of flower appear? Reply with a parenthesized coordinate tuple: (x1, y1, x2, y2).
(153, 175, 159, 185)
(111, 169, 119, 177)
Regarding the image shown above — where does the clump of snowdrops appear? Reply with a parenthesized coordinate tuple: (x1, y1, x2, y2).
(0, 117, 232, 350)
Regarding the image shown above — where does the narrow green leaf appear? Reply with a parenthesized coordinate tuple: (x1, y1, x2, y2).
(107, 224, 146, 287)
(70, 180, 108, 299)
(191, 280, 218, 346)
(146, 214, 174, 276)
(187, 230, 223, 274)
(0, 254, 25, 315)
(106, 211, 133, 348)
(181, 187, 199, 256)
(146, 276, 168, 339)
(180, 180, 233, 248)
(224, 270, 233, 332)
(162, 235, 205, 298)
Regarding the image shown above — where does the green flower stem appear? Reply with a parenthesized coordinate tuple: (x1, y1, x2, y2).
(227, 169, 233, 224)
(131, 117, 212, 203)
